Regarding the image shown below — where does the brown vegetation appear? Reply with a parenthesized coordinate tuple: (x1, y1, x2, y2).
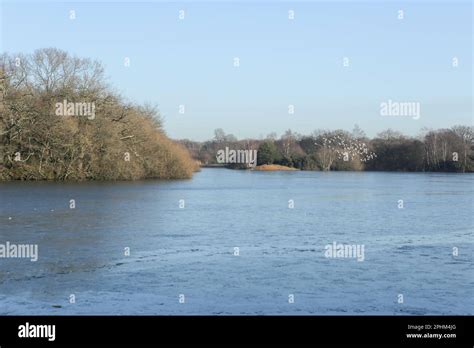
(0, 48, 198, 181)
(254, 164, 298, 171)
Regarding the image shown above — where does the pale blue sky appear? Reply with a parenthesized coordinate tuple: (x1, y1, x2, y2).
(1, 0, 472, 140)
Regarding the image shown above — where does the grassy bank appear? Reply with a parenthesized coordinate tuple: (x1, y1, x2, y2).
(254, 164, 298, 171)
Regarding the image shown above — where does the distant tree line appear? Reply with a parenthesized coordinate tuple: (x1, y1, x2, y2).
(180, 126, 474, 172)
(0, 48, 198, 181)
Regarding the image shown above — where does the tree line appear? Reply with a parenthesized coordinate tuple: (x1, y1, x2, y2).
(0, 48, 198, 181)
(180, 126, 474, 172)
(2, 49, 471, 180)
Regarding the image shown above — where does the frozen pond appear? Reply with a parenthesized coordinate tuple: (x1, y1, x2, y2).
(0, 169, 472, 314)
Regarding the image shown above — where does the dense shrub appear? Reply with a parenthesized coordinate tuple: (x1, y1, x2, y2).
(0, 48, 198, 181)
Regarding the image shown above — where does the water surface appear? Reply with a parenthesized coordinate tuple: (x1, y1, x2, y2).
(0, 169, 472, 314)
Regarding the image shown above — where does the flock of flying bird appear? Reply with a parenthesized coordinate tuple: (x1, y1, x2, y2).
(315, 134, 377, 163)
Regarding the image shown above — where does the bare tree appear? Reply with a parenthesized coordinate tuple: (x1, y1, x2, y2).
(0, 48, 196, 181)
